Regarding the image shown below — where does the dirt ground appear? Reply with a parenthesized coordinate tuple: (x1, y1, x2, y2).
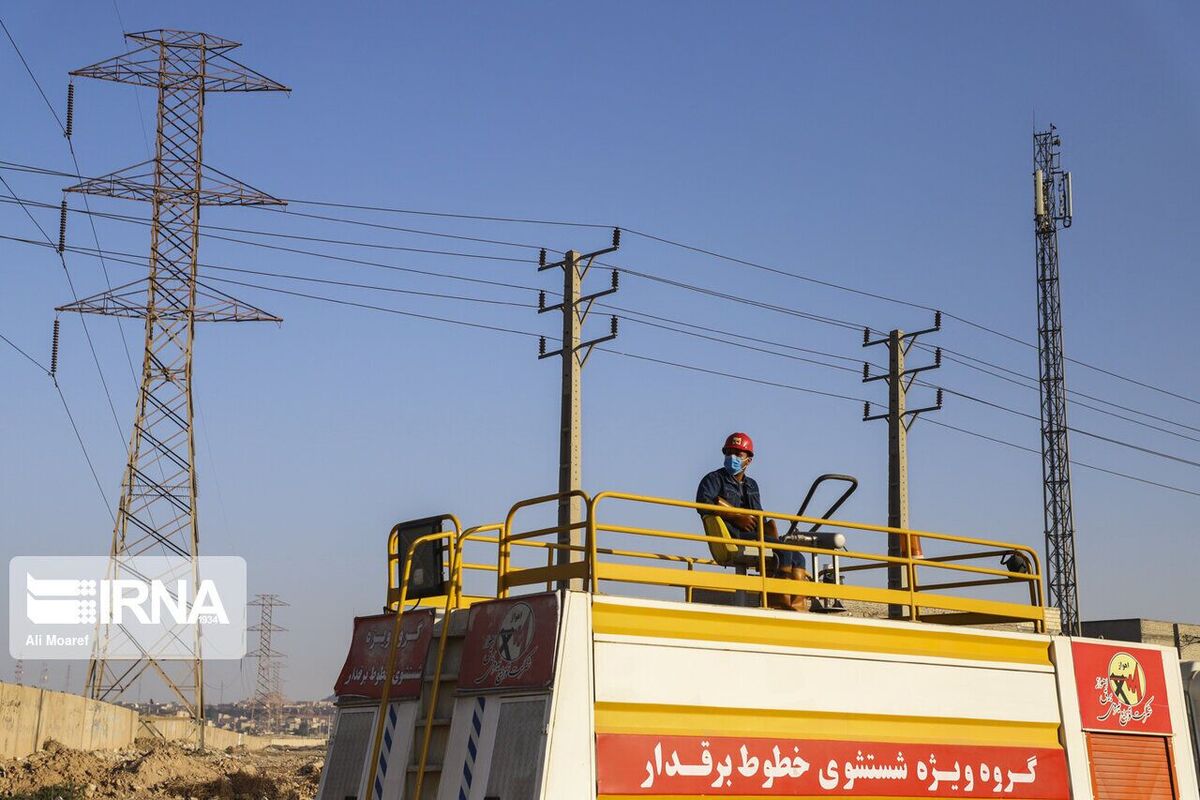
(0, 738, 325, 800)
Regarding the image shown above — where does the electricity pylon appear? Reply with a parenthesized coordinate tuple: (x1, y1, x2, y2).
(537, 230, 620, 588)
(55, 30, 287, 735)
(247, 594, 288, 734)
(1033, 126, 1079, 634)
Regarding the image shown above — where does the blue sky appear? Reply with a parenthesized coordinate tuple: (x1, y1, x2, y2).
(2, 2, 1198, 701)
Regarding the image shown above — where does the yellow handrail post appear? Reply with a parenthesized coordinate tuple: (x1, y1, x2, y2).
(366, 516, 460, 800)
(907, 531, 918, 622)
(588, 496, 599, 593)
(757, 515, 768, 608)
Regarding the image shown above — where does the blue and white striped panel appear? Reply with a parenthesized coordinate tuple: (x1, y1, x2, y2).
(372, 703, 400, 800)
(458, 696, 487, 800)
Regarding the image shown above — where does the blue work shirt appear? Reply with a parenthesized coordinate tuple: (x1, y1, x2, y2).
(696, 468, 762, 515)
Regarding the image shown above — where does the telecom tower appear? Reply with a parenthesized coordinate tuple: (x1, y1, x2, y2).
(56, 30, 287, 729)
(247, 594, 288, 733)
(1033, 126, 1079, 635)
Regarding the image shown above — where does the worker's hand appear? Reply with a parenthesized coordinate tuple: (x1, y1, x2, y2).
(730, 513, 757, 533)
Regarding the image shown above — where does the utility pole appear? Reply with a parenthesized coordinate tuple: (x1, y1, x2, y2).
(863, 315, 943, 617)
(1033, 126, 1079, 635)
(247, 594, 288, 734)
(537, 229, 621, 588)
(55, 30, 287, 742)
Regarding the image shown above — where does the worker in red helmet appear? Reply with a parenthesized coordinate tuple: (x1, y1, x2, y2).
(696, 432, 810, 611)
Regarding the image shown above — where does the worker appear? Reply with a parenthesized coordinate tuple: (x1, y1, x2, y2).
(696, 432, 810, 612)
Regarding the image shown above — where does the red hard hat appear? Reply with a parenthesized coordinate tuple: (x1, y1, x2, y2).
(722, 432, 754, 456)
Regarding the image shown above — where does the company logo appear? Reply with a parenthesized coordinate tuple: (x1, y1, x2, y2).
(474, 601, 537, 686)
(26, 575, 227, 626)
(1095, 651, 1155, 726)
(10, 556, 246, 661)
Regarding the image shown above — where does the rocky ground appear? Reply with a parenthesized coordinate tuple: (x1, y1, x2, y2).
(0, 739, 325, 800)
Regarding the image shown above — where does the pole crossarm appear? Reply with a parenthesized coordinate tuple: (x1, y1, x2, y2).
(66, 161, 285, 206)
(56, 277, 281, 322)
(71, 30, 288, 93)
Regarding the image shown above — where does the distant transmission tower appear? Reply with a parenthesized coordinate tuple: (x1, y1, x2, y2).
(1033, 125, 1079, 634)
(14, 660, 23, 686)
(248, 594, 288, 734)
(56, 30, 288, 734)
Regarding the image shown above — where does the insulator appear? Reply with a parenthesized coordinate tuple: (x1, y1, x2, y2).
(934, 347, 942, 367)
(933, 310, 942, 330)
(611, 269, 619, 290)
(863, 401, 871, 420)
(610, 315, 618, 336)
(862, 326, 870, 345)
(539, 248, 546, 268)
(936, 388, 944, 407)
(64, 83, 74, 139)
(538, 290, 545, 310)
(539, 336, 546, 357)
(57, 200, 67, 253)
(862, 362, 870, 380)
(612, 227, 621, 249)
(50, 318, 60, 377)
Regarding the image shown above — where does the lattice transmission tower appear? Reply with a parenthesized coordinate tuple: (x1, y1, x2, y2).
(247, 594, 288, 734)
(1033, 125, 1079, 634)
(55, 30, 288, 727)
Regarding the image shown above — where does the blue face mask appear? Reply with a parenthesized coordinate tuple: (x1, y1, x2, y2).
(724, 454, 744, 475)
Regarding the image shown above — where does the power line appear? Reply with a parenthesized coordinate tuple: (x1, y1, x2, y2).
(3, 157, 1198, 411)
(203, 275, 542, 340)
(0, 176, 128, 445)
(12, 228, 1200, 462)
(126, 256, 1200, 502)
(0, 330, 49, 373)
(932, 385, 1200, 470)
(923, 418, 1200, 499)
(0, 17, 64, 129)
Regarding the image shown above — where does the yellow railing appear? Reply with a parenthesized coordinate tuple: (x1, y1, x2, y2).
(493, 490, 1045, 631)
(377, 492, 1045, 798)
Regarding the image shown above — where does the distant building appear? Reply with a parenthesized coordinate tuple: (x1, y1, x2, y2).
(1081, 618, 1200, 661)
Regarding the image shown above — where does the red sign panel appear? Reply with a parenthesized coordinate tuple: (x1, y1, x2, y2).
(597, 734, 1070, 797)
(1071, 641, 1172, 734)
(458, 593, 559, 693)
(332, 609, 435, 700)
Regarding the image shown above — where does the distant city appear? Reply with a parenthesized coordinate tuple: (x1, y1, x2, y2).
(117, 697, 336, 738)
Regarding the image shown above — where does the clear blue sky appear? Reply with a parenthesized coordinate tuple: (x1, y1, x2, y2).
(2, 2, 1198, 701)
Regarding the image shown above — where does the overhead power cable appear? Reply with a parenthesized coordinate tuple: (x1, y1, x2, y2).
(3, 156, 1198, 409)
(118, 255, 1198, 501)
(9, 228, 1200, 459)
(0, 330, 49, 373)
(0, 176, 127, 445)
(932, 385, 1200, 471)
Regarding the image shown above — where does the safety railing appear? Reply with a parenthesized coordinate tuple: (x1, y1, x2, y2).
(492, 490, 1045, 631)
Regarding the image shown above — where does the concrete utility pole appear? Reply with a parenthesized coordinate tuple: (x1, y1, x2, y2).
(538, 230, 621, 588)
(863, 317, 943, 617)
(1033, 125, 1080, 635)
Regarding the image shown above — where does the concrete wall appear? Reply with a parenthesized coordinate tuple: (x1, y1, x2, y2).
(0, 681, 139, 759)
(141, 717, 325, 751)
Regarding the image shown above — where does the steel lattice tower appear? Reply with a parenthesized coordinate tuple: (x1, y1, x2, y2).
(247, 594, 288, 734)
(56, 30, 287, 727)
(1033, 126, 1079, 635)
